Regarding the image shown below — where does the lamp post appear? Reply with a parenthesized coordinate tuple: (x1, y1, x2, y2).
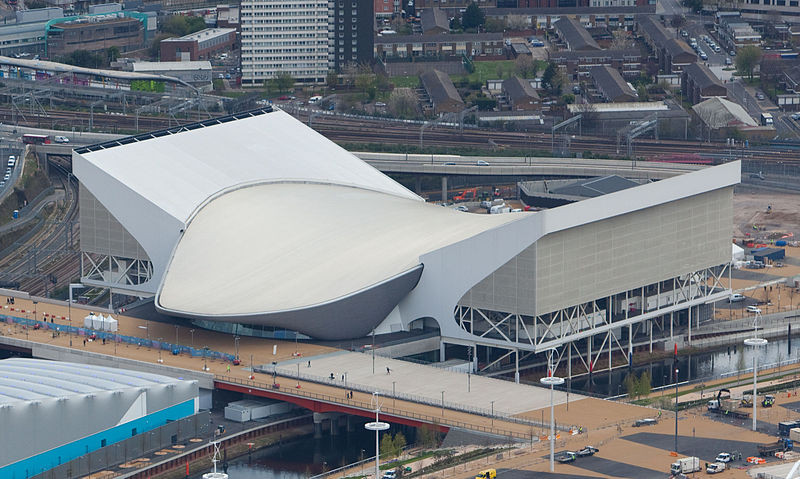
(157, 337, 163, 363)
(68, 283, 84, 347)
(189, 329, 195, 349)
(138, 325, 149, 348)
(234, 335, 240, 360)
(540, 348, 564, 473)
(203, 346, 209, 371)
(174, 324, 179, 345)
(674, 367, 679, 453)
(491, 400, 495, 427)
(364, 392, 389, 479)
(746, 311, 768, 431)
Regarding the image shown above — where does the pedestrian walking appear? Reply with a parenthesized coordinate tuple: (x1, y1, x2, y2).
(386, 367, 391, 375)
(307, 360, 311, 368)
(227, 364, 231, 373)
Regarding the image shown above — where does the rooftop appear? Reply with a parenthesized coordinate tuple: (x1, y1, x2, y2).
(551, 175, 640, 197)
(0, 358, 183, 404)
(131, 60, 212, 72)
(554, 16, 600, 51)
(421, 7, 449, 33)
(375, 32, 502, 44)
(161, 27, 235, 42)
(420, 69, 463, 106)
(590, 65, 636, 101)
(502, 76, 540, 102)
(692, 97, 758, 128)
(683, 62, 724, 90)
(567, 101, 668, 112)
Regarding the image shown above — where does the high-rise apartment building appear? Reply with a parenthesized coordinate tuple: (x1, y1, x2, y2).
(328, 0, 373, 71)
(240, 0, 329, 84)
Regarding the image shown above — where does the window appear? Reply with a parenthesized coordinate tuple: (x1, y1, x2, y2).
(131, 428, 137, 436)
(101, 439, 107, 448)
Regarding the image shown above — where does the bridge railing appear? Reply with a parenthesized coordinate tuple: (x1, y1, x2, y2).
(252, 366, 581, 433)
(216, 374, 543, 441)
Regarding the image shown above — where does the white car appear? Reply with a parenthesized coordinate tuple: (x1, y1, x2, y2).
(715, 452, 732, 463)
(476, 160, 490, 166)
(54, 136, 69, 143)
(746, 305, 762, 314)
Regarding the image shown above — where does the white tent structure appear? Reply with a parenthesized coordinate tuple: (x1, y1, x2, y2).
(83, 313, 118, 332)
(732, 243, 745, 262)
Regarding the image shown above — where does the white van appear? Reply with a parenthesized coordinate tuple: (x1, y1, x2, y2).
(729, 293, 745, 302)
(7, 156, 15, 168)
(309, 95, 323, 104)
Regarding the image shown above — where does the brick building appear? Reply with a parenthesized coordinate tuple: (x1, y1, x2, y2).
(682, 62, 726, 104)
(47, 16, 144, 57)
(160, 28, 236, 61)
(374, 33, 504, 59)
(549, 49, 642, 79)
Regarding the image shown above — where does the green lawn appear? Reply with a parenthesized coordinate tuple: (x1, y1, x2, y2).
(391, 75, 421, 88)
(450, 59, 548, 84)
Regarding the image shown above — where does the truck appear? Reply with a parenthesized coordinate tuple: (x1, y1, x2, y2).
(758, 438, 793, 457)
(708, 389, 750, 419)
(706, 462, 726, 474)
(670, 456, 701, 475)
(454, 188, 478, 202)
(761, 112, 774, 126)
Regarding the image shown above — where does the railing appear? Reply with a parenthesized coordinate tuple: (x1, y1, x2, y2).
(215, 374, 548, 440)
(259, 364, 565, 433)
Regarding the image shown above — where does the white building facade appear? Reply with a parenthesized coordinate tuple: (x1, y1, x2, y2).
(240, 0, 329, 84)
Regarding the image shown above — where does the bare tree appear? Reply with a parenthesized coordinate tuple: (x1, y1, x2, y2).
(389, 88, 418, 118)
(670, 14, 686, 35)
(515, 55, 536, 77)
(506, 14, 528, 31)
(610, 29, 634, 50)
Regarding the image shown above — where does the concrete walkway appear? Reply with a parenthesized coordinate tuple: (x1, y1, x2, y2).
(274, 350, 579, 417)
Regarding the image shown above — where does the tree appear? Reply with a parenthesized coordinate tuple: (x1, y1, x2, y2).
(637, 85, 649, 101)
(736, 45, 762, 80)
(268, 71, 295, 92)
(355, 64, 376, 100)
(542, 62, 564, 95)
(609, 29, 633, 50)
(393, 432, 406, 457)
(639, 371, 652, 398)
(106, 46, 120, 64)
(149, 34, 171, 60)
(380, 433, 395, 459)
(485, 17, 506, 33)
(450, 16, 462, 31)
(59, 50, 104, 69)
(461, 2, 485, 30)
(624, 373, 636, 398)
(506, 14, 528, 31)
(326, 70, 339, 89)
(670, 14, 686, 34)
(161, 15, 207, 36)
(388, 88, 418, 118)
(515, 55, 536, 77)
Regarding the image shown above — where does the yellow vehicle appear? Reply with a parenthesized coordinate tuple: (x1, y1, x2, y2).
(475, 469, 496, 479)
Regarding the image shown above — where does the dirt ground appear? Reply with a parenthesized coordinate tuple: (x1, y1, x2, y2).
(733, 190, 800, 241)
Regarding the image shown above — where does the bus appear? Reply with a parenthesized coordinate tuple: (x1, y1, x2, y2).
(22, 134, 49, 145)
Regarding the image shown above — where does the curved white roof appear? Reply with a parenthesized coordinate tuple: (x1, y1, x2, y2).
(0, 358, 182, 404)
(157, 182, 520, 316)
(77, 109, 420, 227)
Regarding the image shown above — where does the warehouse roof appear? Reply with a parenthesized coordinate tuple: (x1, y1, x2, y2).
(0, 358, 182, 404)
(554, 17, 600, 50)
(692, 97, 757, 128)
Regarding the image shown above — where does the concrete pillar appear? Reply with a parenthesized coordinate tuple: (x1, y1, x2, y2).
(415, 177, 422, 194)
(347, 415, 355, 432)
(331, 417, 340, 436)
(313, 412, 324, 439)
(688, 305, 692, 345)
(515, 349, 520, 384)
(439, 340, 446, 362)
(441, 176, 448, 203)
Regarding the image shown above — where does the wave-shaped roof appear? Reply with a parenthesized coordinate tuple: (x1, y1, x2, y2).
(157, 182, 520, 316)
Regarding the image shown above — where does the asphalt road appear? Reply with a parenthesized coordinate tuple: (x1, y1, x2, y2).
(622, 431, 767, 463)
(498, 469, 604, 479)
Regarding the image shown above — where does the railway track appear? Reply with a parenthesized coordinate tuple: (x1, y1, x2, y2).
(0, 160, 80, 296)
(0, 104, 797, 163)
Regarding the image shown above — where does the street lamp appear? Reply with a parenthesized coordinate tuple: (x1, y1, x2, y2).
(68, 283, 84, 348)
(174, 324, 179, 345)
(674, 367, 679, 453)
(138, 325, 149, 347)
(203, 346, 210, 371)
(234, 335, 240, 360)
(364, 392, 389, 479)
(157, 338, 163, 363)
(746, 312, 768, 431)
(189, 329, 195, 349)
(540, 349, 564, 473)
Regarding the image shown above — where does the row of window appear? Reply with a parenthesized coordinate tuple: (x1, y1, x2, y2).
(338, 17, 359, 22)
(244, 41, 326, 46)
(243, 26, 327, 32)
(328, 31, 358, 38)
(243, 66, 327, 72)
(241, 2, 327, 7)
(243, 53, 327, 58)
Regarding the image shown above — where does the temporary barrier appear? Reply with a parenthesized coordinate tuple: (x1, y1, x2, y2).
(1, 315, 235, 362)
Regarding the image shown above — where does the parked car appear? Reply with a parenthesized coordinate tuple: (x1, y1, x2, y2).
(746, 305, 762, 314)
(729, 293, 745, 303)
(792, 113, 800, 121)
(756, 92, 765, 100)
(715, 452, 732, 463)
(730, 49, 736, 56)
(555, 451, 577, 463)
(633, 418, 658, 427)
(375, 102, 387, 107)
(577, 446, 599, 457)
